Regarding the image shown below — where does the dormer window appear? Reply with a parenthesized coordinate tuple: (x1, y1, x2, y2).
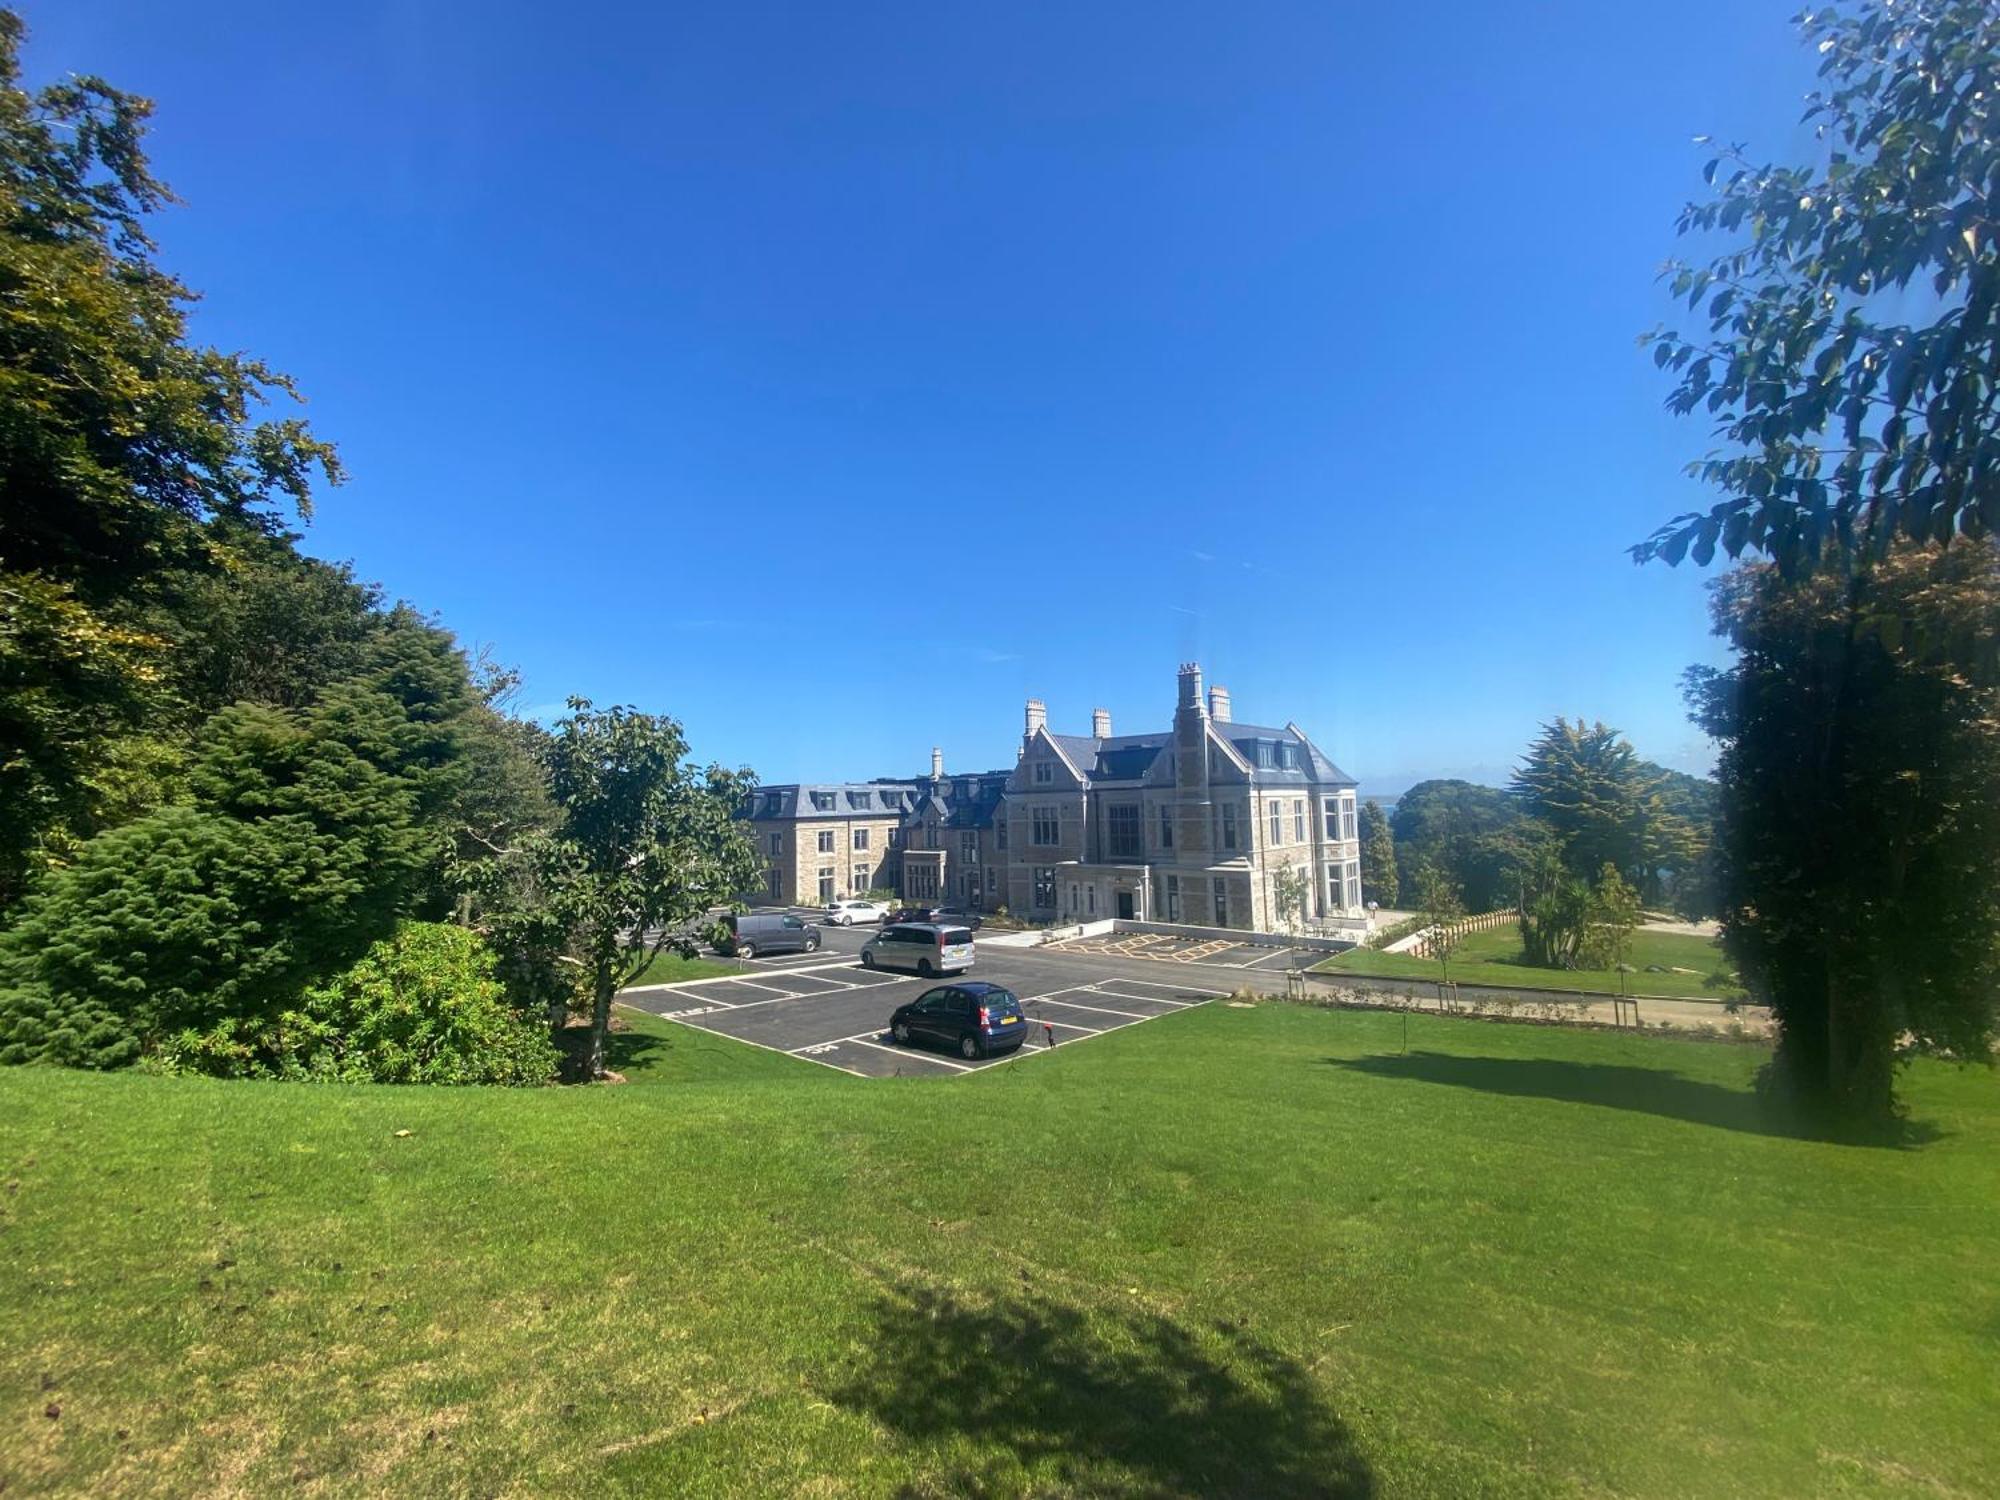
(1277, 742, 1296, 771)
(1255, 741, 1275, 770)
(810, 791, 835, 812)
(850, 790, 872, 810)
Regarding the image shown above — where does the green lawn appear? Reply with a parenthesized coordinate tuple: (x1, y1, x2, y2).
(625, 949, 745, 986)
(4, 1006, 1995, 1496)
(1317, 920, 1745, 999)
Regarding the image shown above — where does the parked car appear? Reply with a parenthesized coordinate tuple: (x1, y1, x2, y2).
(860, 922, 975, 977)
(714, 912, 820, 959)
(823, 899, 889, 926)
(883, 904, 983, 930)
(889, 981, 1026, 1060)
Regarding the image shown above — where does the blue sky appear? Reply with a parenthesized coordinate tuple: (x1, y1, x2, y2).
(36, 2, 1822, 793)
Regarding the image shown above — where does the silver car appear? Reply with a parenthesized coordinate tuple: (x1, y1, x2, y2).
(861, 922, 975, 977)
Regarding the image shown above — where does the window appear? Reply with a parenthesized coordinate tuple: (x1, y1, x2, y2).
(810, 791, 834, 811)
(1323, 797, 1339, 840)
(957, 779, 971, 799)
(1087, 884, 1096, 915)
(1106, 804, 1141, 859)
(817, 868, 835, 903)
(1278, 742, 1295, 770)
(961, 831, 977, 858)
(1326, 863, 1342, 912)
(1033, 760, 1054, 784)
(1214, 877, 1229, 926)
(1067, 882, 1079, 914)
(1159, 805, 1174, 850)
(850, 790, 872, 810)
(761, 792, 781, 815)
(766, 868, 781, 899)
(852, 827, 870, 850)
(996, 816, 1009, 851)
(768, 832, 783, 856)
(1342, 798, 1358, 842)
(1221, 803, 1238, 850)
(1255, 740, 1274, 769)
(1166, 873, 1182, 922)
(852, 863, 870, 894)
(1293, 798, 1306, 843)
(1033, 867, 1056, 909)
(817, 830, 835, 854)
(1347, 862, 1362, 910)
(1269, 800, 1283, 846)
(1032, 806, 1059, 846)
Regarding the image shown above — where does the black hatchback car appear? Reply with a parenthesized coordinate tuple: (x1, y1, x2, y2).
(889, 981, 1026, 1060)
(884, 904, 984, 931)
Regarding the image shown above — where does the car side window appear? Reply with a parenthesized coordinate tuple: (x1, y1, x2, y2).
(916, 988, 950, 1012)
(782, 916, 803, 929)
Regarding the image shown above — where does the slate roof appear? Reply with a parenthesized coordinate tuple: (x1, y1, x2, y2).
(1043, 722, 1356, 789)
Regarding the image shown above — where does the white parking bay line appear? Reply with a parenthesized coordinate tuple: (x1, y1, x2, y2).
(1027, 995, 1152, 1020)
(837, 1036, 973, 1071)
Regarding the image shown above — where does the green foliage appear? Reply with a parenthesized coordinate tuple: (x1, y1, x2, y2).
(1388, 780, 1524, 910)
(1510, 718, 1701, 900)
(475, 699, 763, 1078)
(1686, 537, 2000, 1119)
(179, 922, 558, 1085)
(1637, 1, 1999, 570)
(0, 637, 473, 1071)
(1585, 864, 1643, 979)
(0, 11, 343, 900)
(1515, 836, 1593, 970)
(1270, 864, 1310, 934)
(1358, 798, 1397, 907)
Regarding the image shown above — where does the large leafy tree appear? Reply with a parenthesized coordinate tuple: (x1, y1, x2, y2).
(0, 11, 341, 899)
(1388, 780, 1525, 911)
(1510, 719, 1700, 900)
(1357, 798, 1398, 909)
(1686, 538, 1999, 1120)
(0, 623, 472, 1070)
(484, 701, 760, 1081)
(1637, 1, 1996, 571)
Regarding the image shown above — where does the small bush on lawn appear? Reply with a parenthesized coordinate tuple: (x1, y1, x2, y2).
(161, 922, 559, 1085)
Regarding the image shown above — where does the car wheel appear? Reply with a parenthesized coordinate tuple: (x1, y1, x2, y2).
(737, 942, 756, 960)
(959, 1033, 981, 1061)
(861, 950, 876, 969)
(919, 959, 936, 977)
(806, 935, 820, 952)
(892, 1020, 911, 1044)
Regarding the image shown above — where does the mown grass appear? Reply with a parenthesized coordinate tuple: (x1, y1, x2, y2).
(1318, 921, 1744, 999)
(3, 1004, 1995, 1496)
(625, 950, 744, 987)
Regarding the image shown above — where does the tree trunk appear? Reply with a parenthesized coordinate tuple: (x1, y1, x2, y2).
(587, 960, 613, 1080)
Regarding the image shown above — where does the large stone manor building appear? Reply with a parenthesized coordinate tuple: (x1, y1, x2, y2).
(740, 664, 1364, 933)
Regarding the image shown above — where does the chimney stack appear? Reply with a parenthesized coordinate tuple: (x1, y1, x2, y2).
(1176, 662, 1206, 715)
(930, 746, 944, 780)
(1091, 708, 1112, 738)
(1025, 698, 1047, 735)
(1208, 685, 1232, 723)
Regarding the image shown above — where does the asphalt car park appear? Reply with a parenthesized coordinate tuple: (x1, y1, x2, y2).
(619, 929, 1221, 1078)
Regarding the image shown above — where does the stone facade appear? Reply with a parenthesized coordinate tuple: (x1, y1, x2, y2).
(739, 666, 1364, 934)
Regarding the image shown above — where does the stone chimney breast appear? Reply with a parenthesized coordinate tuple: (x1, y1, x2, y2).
(1208, 686, 1232, 723)
(931, 746, 944, 779)
(1025, 698, 1047, 734)
(1092, 708, 1112, 738)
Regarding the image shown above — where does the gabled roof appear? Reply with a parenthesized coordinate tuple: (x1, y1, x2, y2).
(1048, 732, 1171, 782)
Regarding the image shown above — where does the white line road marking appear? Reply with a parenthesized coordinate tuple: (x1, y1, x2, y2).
(614, 1004, 869, 1077)
(1035, 1017, 1110, 1033)
(1240, 947, 1299, 968)
(1026, 996, 1152, 1020)
(1090, 984, 1199, 1007)
(710, 974, 801, 996)
(656, 1004, 731, 1021)
(839, 1036, 972, 1070)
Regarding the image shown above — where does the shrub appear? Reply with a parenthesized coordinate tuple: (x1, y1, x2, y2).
(160, 922, 558, 1085)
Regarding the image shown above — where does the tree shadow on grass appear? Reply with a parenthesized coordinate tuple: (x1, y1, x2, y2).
(1323, 1051, 1940, 1148)
(553, 1019, 670, 1083)
(831, 1279, 1372, 1498)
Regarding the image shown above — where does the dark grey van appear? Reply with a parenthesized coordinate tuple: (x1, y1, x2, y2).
(715, 912, 820, 959)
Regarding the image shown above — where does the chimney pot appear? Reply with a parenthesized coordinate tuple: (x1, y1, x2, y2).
(1208, 685, 1232, 723)
(930, 746, 944, 779)
(1091, 707, 1111, 738)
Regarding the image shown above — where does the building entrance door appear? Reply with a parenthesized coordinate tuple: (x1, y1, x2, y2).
(1116, 890, 1134, 919)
